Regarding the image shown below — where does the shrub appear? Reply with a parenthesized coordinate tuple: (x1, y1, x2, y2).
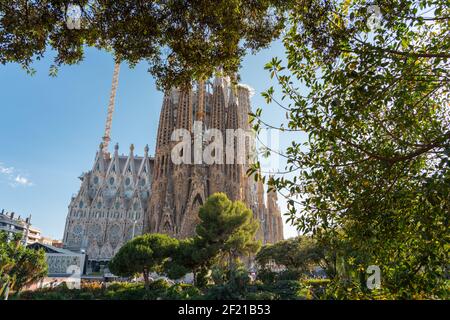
(204, 284, 242, 300)
(244, 291, 278, 300)
(277, 270, 302, 281)
(15, 276, 323, 300)
(104, 282, 147, 300)
(148, 279, 171, 291)
(164, 283, 202, 300)
(257, 269, 277, 284)
(261, 280, 306, 300)
(302, 279, 330, 299)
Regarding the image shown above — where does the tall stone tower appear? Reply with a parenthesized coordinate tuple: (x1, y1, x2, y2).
(267, 186, 284, 243)
(147, 73, 284, 244)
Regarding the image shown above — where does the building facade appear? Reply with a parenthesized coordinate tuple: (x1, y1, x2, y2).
(62, 143, 153, 262)
(28, 242, 86, 276)
(62, 67, 283, 263)
(27, 242, 86, 289)
(147, 77, 284, 244)
(0, 209, 41, 244)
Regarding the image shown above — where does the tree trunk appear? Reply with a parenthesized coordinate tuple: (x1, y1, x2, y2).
(143, 268, 149, 290)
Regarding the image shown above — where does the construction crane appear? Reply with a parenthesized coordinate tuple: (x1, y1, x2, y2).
(102, 62, 120, 155)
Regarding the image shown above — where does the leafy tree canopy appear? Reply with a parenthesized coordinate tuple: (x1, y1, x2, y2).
(166, 193, 260, 285)
(250, 0, 449, 298)
(256, 236, 326, 275)
(0, 0, 291, 88)
(0, 231, 48, 298)
(109, 233, 178, 286)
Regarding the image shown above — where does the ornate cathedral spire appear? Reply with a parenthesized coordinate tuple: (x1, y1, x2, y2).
(267, 177, 284, 242)
(237, 85, 252, 130)
(102, 62, 120, 154)
(208, 70, 228, 195)
(176, 85, 193, 131)
(225, 85, 243, 200)
(96, 142, 106, 167)
(196, 80, 206, 122)
(210, 70, 227, 132)
(256, 176, 265, 206)
(123, 144, 136, 177)
(156, 89, 175, 151)
(226, 86, 239, 130)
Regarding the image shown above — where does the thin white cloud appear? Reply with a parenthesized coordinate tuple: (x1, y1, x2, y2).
(0, 164, 14, 175)
(0, 162, 33, 187)
(14, 175, 33, 187)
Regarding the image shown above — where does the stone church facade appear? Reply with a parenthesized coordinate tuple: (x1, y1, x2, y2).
(62, 68, 283, 263)
(148, 76, 284, 244)
(62, 143, 153, 261)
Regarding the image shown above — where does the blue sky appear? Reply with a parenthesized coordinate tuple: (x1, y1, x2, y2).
(0, 40, 300, 240)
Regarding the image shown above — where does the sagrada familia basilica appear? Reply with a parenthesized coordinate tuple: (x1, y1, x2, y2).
(63, 64, 284, 264)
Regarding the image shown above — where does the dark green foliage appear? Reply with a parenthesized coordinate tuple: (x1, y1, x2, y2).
(165, 193, 260, 286)
(204, 284, 242, 300)
(256, 236, 332, 278)
(0, 0, 292, 88)
(164, 238, 197, 280)
(17, 279, 202, 300)
(16, 274, 321, 300)
(302, 279, 330, 300)
(250, 0, 450, 299)
(276, 270, 302, 281)
(195, 193, 260, 255)
(204, 266, 251, 300)
(250, 280, 306, 300)
(244, 290, 278, 300)
(256, 269, 277, 284)
(109, 233, 178, 287)
(0, 231, 48, 298)
(164, 283, 202, 300)
(265, 280, 305, 300)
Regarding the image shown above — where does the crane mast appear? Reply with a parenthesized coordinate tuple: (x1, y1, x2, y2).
(102, 62, 120, 155)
